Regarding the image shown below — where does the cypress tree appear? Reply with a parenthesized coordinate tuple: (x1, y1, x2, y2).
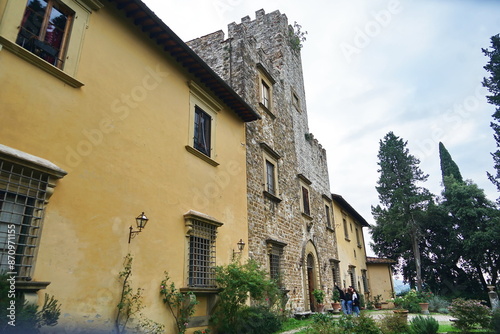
(439, 142, 463, 186)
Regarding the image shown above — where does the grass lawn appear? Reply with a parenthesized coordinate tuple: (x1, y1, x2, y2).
(274, 317, 312, 333)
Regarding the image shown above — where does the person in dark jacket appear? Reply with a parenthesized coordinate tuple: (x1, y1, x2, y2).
(346, 287, 353, 314)
(352, 288, 360, 316)
(335, 285, 348, 314)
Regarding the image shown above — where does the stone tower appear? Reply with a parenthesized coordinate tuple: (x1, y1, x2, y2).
(188, 9, 339, 312)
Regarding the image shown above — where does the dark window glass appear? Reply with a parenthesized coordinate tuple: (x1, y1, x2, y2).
(16, 0, 73, 68)
(266, 160, 275, 195)
(193, 106, 212, 156)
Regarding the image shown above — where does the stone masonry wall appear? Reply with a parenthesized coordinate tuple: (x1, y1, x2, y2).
(188, 9, 338, 312)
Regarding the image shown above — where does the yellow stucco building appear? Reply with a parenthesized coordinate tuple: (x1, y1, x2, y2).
(0, 0, 258, 332)
(331, 194, 395, 307)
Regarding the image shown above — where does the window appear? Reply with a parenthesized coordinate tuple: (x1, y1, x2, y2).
(16, 0, 74, 69)
(330, 260, 340, 287)
(261, 80, 270, 109)
(193, 106, 212, 157)
(302, 186, 310, 216)
(265, 160, 276, 195)
(257, 63, 275, 117)
(355, 228, 361, 248)
(349, 266, 356, 288)
(260, 143, 281, 202)
(298, 174, 312, 217)
(0, 0, 100, 87)
(343, 216, 349, 240)
(0, 149, 66, 280)
(325, 204, 331, 228)
(267, 239, 286, 286)
(184, 211, 223, 289)
(361, 270, 369, 293)
(188, 220, 216, 287)
(187, 82, 221, 166)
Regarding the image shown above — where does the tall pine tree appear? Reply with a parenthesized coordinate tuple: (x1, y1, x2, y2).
(438, 142, 500, 289)
(371, 132, 433, 290)
(482, 34, 500, 202)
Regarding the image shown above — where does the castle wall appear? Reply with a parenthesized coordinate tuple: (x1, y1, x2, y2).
(188, 9, 338, 312)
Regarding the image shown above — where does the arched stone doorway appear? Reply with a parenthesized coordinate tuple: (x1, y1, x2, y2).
(306, 254, 316, 311)
(302, 240, 321, 312)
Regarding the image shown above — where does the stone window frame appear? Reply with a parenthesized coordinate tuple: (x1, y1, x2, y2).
(0, 144, 66, 302)
(298, 174, 312, 220)
(329, 259, 341, 287)
(0, 0, 103, 88)
(266, 239, 287, 287)
(260, 143, 281, 203)
(183, 210, 223, 292)
(322, 194, 333, 231)
(257, 63, 276, 118)
(186, 81, 222, 167)
(348, 265, 356, 289)
(292, 90, 301, 113)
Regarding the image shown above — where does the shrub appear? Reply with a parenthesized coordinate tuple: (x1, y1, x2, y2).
(231, 306, 281, 334)
(409, 315, 439, 334)
(427, 295, 449, 313)
(378, 312, 410, 334)
(306, 313, 341, 334)
(448, 298, 492, 332)
(395, 290, 422, 313)
(211, 259, 282, 334)
(352, 313, 382, 334)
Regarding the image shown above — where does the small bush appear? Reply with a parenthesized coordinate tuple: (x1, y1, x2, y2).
(448, 298, 492, 332)
(378, 312, 410, 334)
(352, 313, 382, 334)
(409, 315, 439, 334)
(230, 306, 281, 334)
(427, 295, 449, 313)
(306, 313, 341, 334)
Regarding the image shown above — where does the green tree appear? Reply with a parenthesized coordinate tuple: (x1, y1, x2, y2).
(371, 132, 433, 291)
(438, 142, 500, 290)
(482, 34, 500, 202)
(439, 142, 463, 185)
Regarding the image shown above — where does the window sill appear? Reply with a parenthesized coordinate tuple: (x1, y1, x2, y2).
(326, 226, 335, 233)
(263, 190, 282, 203)
(0, 36, 84, 88)
(302, 212, 313, 221)
(180, 287, 220, 294)
(259, 102, 276, 119)
(344, 237, 351, 242)
(185, 145, 219, 166)
(15, 281, 51, 291)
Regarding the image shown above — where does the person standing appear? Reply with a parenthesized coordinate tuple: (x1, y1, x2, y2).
(352, 288, 360, 316)
(335, 285, 347, 315)
(346, 287, 353, 315)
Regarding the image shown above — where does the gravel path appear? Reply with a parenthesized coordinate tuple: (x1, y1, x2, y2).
(277, 311, 456, 334)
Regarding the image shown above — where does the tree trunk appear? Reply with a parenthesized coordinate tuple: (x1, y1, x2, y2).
(411, 233, 423, 291)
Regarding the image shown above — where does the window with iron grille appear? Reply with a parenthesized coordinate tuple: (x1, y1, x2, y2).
(330, 260, 340, 286)
(16, 0, 74, 69)
(188, 219, 217, 288)
(193, 106, 212, 157)
(0, 160, 49, 280)
(349, 266, 356, 288)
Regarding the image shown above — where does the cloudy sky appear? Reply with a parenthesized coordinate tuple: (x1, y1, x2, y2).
(142, 0, 500, 255)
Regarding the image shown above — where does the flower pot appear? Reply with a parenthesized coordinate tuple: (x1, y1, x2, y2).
(331, 302, 341, 312)
(419, 302, 430, 314)
(393, 309, 409, 322)
(316, 303, 325, 313)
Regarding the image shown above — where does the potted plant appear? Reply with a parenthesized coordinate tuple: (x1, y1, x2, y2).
(312, 289, 325, 312)
(331, 289, 341, 312)
(373, 294, 382, 309)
